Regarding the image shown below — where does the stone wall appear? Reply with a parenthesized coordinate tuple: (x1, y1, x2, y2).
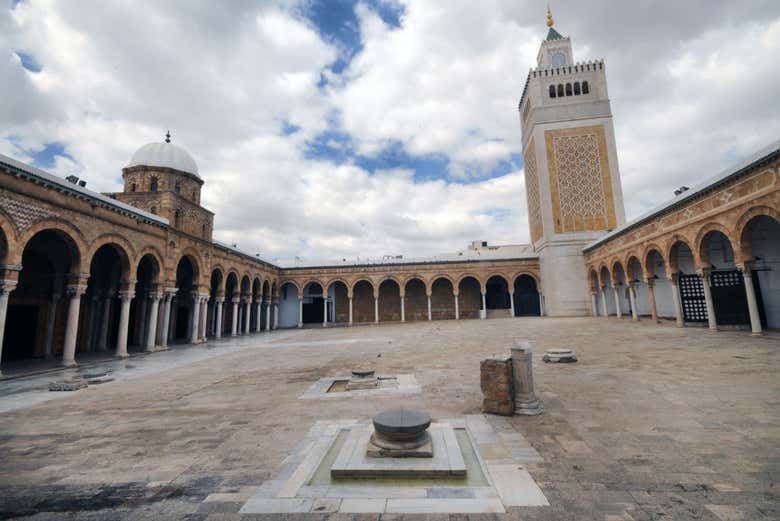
(480, 355, 514, 415)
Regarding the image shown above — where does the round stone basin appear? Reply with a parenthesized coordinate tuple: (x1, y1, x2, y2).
(372, 409, 431, 451)
(351, 369, 375, 378)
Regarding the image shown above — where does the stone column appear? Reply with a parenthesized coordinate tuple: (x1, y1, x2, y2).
(454, 293, 459, 320)
(480, 291, 487, 319)
(254, 301, 262, 332)
(539, 294, 545, 316)
(145, 292, 161, 352)
(427, 294, 432, 321)
(272, 301, 279, 329)
(97, 295, 112, 351)
(231, 298, 239, 336)
(243, 299, 251, 334)
(214, 297, 223, 338)
(590, 292, 598, 316)
(115, 290, 134, 358)
(509, 291, 515, 317)
(601, 287, 608, 316)
(510, 340, 542, 415)
(0, 280, 18, 375)
(136, 294, 148, 346)
(159, 289, 175, 348)
(400, 295, 406, 322)
(44, 292, 60, 358)
(647, 279, 659, 323)
(322, 296, 328, 328)
(742, 267, 763, 336)
(670, 273, 684, 327)
(348, 297, 353, 326)
(374, 296, 379, 324)
(613, 287, 622, 318)
(264, 299, 271, 331)
(200, 298, 209, 340)
(189, 294, 201, 344)
(700, 270, 717, 331)
(629, 285, 639, 321)
(155, 294, 165, 344)
(297, 297, 303, 328)
(61, 284, 87, 367)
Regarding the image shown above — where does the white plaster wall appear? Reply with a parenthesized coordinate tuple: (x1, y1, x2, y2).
(633, 283, 651, 316)
(539, 242, 591, 316)
(278, 283, 299, 328)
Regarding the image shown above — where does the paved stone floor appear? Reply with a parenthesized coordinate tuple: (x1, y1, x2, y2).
(0, 317, 777, 520)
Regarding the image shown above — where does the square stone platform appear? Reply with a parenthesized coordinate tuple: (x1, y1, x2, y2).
(331, 422, 466, 478)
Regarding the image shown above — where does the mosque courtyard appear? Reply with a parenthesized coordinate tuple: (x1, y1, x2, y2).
(0, 317, 777, 521)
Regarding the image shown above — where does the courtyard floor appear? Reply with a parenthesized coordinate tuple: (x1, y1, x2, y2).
(0, 317, 777, 520)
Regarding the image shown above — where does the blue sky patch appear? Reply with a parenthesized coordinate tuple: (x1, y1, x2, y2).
(14, 50, 41, 73)
(30, 142, 74, 169)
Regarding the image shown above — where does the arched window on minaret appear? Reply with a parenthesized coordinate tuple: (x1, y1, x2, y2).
(557, 84, 564, 97)
(574, 82, 581, 95)
(150, 177, 158, 192)
(174, 181, 181, 193)
(130, 182, 136, 192)
(565, 83, 572, 96)
(582, 81, 590, 94)
(174, 209, 181, 227)
(549, 85, 556, 98)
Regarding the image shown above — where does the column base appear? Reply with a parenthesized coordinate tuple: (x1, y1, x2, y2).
(116, 353, 130, 359)
(61, 360, 77, 368)
(751, 331, 763, 337)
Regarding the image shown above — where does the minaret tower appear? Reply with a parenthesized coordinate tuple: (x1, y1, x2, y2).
(518, 8, 626, 316)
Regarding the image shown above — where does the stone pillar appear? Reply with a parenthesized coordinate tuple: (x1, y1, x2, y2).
(400, 296, 406, 322)
(629, 285, 639, 321)
(322, 296, 328, 328)
(539, 294, 545, 316)
(454, 293, 459, 320)
(272, 301, 279, 329)
(510, 340, 542, 415)
(590, 292, 598, 316)
(647, 279, 658, 323)
(98, 295, 111, 351)
(231, 298, 239, 336)
(115, 290, 134, 358)
(427, 294, 432, 321)
(670, 273, 684, 327)
(159, 289, 175, 348)
(509, 291, 515, 317)
(742, 267, 763, 336)
(189, 294, 201, 344)
(243, 300, 251, 334)
(44, 293, 60, 358)
(254, 301, 262, 332)
(700, 270, 717, 331)
(61, 284, 87, 367)
(214, 298, 223, 338)
(613, 287, 622, 318)
(348, 297, 353, 325)
(601, 287, 609, 316)
(145, 293, 161, 352)
(297, 297, 303, 328)
(374, 296, 379, 324)
(200, 298, 209, 340)
(264, 299, 271, 331)
(0, 280, 18, 375)
(480, 291, 487, 319)
(155, 294, 165, 344)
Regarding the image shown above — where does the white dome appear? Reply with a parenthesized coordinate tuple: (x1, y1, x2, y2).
(126, 141, 199, 177)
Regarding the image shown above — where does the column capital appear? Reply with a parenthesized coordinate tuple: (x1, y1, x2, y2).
(0, 279, 18, 294)
(148, 291, 163, 301)
(736, 261, 754, 275)
(645, 277, 655, 287)
(215, 296, 225, 303)
(118, 289, 135, 300)
(66, 284, 88, 297)
(696, 267, 712, 277)
(164, 286, 178, 295)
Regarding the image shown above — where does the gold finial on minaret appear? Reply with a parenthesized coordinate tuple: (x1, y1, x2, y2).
(546, 5, 554, 27)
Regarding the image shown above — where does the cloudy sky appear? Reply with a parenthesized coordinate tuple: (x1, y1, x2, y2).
(2, 0, 779, 263)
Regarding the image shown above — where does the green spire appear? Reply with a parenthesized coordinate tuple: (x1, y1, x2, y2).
(546, 26, 564, 41)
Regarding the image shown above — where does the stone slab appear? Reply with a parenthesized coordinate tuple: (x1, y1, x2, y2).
(339, 498, 387, 513)
(386, 498, 505, 513)
(486, 463, 549, 506)
(239, 497, 313, 514)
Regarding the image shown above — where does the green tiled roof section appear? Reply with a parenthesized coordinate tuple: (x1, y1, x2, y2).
(546, 27, 564, 41)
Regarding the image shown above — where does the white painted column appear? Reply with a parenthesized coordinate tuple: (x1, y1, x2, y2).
(613, 287, 622, 318)
(454, 293, 459, 320)
(98, 295, 111, 351)
(670, 274, 684, 327)
(509, 291, 515, 317)
(189, 294, 201, 344)
(322, 296, 328, 328)
(0, 280, 18, 375)
(700, 270, 718, 331)
(214, 298, 223, 338)
(115, 290, 134, 358)
(348, 297, 353, 325)
(254, 301, 262, 332)
(629, 285, 638, 321)
(480, 291, 487, 319)
(742, 268, 763, 336)
(374, 297, 379, 324)
(264, 300, 271, 331)
(155, 295, 165, 344)
(231, 298, 239, 336)
(539, 294, 545, 316)
(591, 292, 598, 316)
(145, 293, 161, 352)
(601, 288, 609, 317)
(427, 295, 432, 321)
(200, 298, 209, 340)
(297, 297, 303, 328)
(61, 284, 86, 367)
(160, 289, 174, 348)
(400, 296, 406, 322)
(44, 293, 60, 358)
(243, 300, 251, 334)
(273, 301, 279, 329)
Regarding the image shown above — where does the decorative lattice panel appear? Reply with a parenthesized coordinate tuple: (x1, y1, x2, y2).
(710, 270, 749, 326)
(679, 274, 707, 323)
(523, 139, 543, 244)
(545, 126, 616, 233)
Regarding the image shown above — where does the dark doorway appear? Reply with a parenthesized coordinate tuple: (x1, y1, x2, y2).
(513, 275, 540, 316)
(710, 270, 750, 326)
(3, 305, 39, 360)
